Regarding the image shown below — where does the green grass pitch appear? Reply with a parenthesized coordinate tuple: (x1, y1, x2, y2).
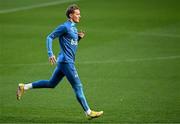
(0, 0, 180, 123)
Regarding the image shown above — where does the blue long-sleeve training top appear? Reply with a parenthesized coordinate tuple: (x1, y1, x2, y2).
(47, 20, 80, 63)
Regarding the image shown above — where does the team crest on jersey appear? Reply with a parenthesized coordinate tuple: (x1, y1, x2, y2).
(71, 39, 78, 45)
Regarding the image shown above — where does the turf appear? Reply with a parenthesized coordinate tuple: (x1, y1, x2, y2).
(0, 0, 180, 123)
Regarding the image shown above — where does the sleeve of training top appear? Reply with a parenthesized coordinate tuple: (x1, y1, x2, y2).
(46, 25, 67, 57)
(78, 36, 81, 42)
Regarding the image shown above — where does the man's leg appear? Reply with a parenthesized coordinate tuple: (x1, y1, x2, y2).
(62, 63, 103, 119)
(17, 64, 65, 100)
(32, 65, 64, 88)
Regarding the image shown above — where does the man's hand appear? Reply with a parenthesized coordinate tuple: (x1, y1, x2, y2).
(78, 31, 85, 39)
(49, 55, 56, 65)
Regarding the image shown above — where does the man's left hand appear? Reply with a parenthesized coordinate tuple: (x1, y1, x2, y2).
(78, 31, 85, 39)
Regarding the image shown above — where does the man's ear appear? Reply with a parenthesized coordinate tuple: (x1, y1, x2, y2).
(69, 13, 73, 18)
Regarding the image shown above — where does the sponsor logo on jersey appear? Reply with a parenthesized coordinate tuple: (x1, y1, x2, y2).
(71, 39, 78, 45)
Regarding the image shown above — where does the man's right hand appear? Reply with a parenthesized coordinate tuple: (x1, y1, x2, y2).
(49, 55, 56, 65)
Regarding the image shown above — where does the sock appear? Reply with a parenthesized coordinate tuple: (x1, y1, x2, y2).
(24, 83, 32, 90)
(86, 109, 91, 115)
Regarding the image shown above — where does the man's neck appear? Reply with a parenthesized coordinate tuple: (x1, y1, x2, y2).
(69, 19, 74, 23)
(68, 19, 76, 27)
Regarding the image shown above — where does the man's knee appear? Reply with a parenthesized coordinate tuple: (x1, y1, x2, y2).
(73, 84, 83, 94)
(47, 80, 58, 88)
(73, 83, 83, 90)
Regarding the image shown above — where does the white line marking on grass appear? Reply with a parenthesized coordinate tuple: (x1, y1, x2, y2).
(0, 0, 79, 14)
(80, 55, 180, 64)
(88, 28, 180, 38)
(0, 55, 180, 67)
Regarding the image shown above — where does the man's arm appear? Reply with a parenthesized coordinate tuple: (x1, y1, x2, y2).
(46, 37, 56, 65)
(46, 25, 66, 65)
(47, 36, 54, 57)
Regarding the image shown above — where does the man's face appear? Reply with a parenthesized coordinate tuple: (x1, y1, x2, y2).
(70, 9, 81, 23)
